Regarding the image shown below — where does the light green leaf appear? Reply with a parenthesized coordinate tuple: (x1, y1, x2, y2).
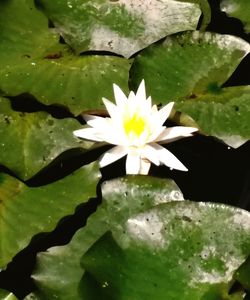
(36, 0, 201, 58)
(130, 31, 250, 147)
(81, 201, 250, 300)
(0, 97, 92, 180)
(221, 0, 250, 33)
(130, 31, 250, 101)
(0, 162, 100, 269)
(175, 86, 250, 147)
(32, 176, 183, 299)
(0, 0, 131, 115)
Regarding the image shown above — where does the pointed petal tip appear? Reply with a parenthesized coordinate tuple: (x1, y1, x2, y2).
(73, 129, 82, 137)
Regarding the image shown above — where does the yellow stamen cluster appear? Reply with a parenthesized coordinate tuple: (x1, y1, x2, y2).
(123, 113, 146, 138)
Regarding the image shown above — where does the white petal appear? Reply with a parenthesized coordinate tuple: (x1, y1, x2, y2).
(73, 128, 104, 142)
(147, 126, 166, 143)
(156, 126, 198, 143)
(126, 149, 141, 174)
(99, 146, 128, 168)
(141, 144, 160, 166)
(113, 84, 128, 106)
(128, 91, 136, 101)
(84, 115, 109, 128)
(102, 97, 119, 119)
(135, 79, 146, 101)
(151, 143, 188, 171)
(157, 102, 175, 125)
(139, 158, 151, 175)
(146, 96, 152, 110)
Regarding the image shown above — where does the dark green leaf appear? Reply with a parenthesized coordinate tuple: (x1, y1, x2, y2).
(130, 31, 250, 147)
(36, 0, 201, 57)
(32, 176, 183, 299)
(130, 31, 250, 101)
(175, 86, 250, 147)
(0, 97, 92, 179)
(0, 0, 131, 115)
(0, 162, 100, 269)
(81, 201, 250, 300)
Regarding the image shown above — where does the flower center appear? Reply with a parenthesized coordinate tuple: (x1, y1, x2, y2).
(124, 113, 146, 138)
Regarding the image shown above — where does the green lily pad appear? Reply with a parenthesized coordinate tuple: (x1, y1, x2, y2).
(0, 0, 131, 115)
(221, 0, 250, 33)
(36, 0, 201, 58)
(130, 31, 250, 147)
(0, 162, 100, 269)
(130, 31, 250, 101)
(32, 176, 183, 299)
(175, 86, 250, 147)
(0, 97, 93, 180)
(81, 201, 250, 300)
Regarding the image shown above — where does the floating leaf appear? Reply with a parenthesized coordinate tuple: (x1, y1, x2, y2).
(0, 0, 131, 115)
(32, 176, 183, 299)
(0, 97, 92, 180)
(81, 202, 250, 300)
(130, 31, 250, 101)
(36, 0, 201, 58)
(130, 31, 250, 147)
(0, 162, 100, 269)
(175, 86, 250, 147)
(221, 0, 250, 33)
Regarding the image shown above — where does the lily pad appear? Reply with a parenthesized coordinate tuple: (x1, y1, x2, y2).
(130, 31, 250, 147)
(0, 162, 100, 269)
(130, 31, 250, 101)
(175, 86, 250, 147)
(32, 176, 183, 299)
(0, 97, 93, 180)
(36, 0, 201, 58)
(221, 0, 250, 33)
(81, 201, 250, 299)
(0, 0, 131, 115)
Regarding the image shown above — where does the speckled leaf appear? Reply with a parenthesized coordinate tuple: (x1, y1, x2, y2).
(0, 0, 131, 115)
(221, 0, 250, 33)
(0, 97, 92, 180)
(130, 31, 250, 147)
(130, 31, 250, 101)
(81, 201, 250, 300)
(32, 176, 184, 300)
(175, 86, 250, 147)
(0, 162, 100, 269)
(36, 0, 201, 58)
(0, 289, 17, 300)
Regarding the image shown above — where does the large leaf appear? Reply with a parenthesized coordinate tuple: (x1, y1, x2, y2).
(0, 97, 91, 180)
(130, 31, 250, 147)
(36, 0, 201, 58)
(32, 176, 184, 299)
(221, 0, 250, 33)
(130, 31, 250, 101)
(0, 0, 131, 115)
(175, 86, 250, 147)
(81, 202, 250, 299)
(0, 162, 100, 269)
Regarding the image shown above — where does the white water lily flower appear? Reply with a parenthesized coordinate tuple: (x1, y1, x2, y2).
(74, 80, 198, 175)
